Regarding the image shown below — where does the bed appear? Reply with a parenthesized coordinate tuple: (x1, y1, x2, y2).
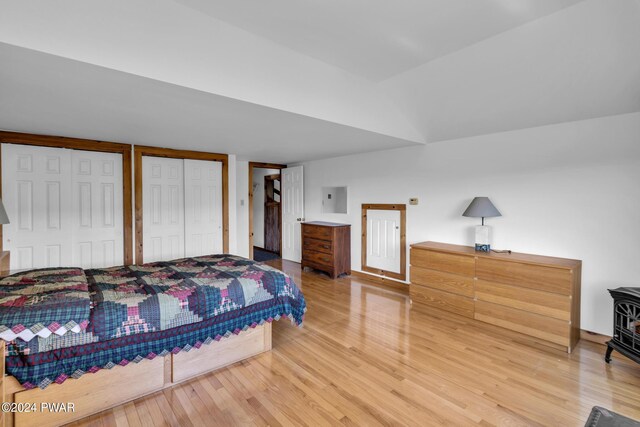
(0, 254, 306, 427)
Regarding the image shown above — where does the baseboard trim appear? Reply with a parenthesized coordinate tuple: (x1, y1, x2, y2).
(580, 330, 611, 346)
(351, 270, 409, 294)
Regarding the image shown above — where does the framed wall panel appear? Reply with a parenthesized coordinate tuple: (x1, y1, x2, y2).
(361, 203, 406, 281)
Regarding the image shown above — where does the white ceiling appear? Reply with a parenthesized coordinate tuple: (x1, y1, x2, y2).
(0, 43, 418, 163)
(177, 0, 583, 81)
(381, 0, 640, 142)
(0, 0, 638, 163)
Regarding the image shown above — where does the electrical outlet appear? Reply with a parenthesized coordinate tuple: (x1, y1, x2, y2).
(409, 198, 419, 205)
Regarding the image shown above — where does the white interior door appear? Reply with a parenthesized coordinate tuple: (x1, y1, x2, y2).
(70, 151, 124, 268)
(142, 156, 185, 262)
(184, 159, 222, 257)
(281, 166, 303, 262)
(366, 209, 401, 274)
(2, 144, 73, 270)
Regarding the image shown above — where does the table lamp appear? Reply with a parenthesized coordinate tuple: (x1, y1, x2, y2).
(462, 197, 501, 252)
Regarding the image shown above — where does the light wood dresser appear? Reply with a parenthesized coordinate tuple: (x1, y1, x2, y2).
(410, 241, 581, 353)
(301, 222, 351, 279)
(1, 340, 4, 427)
(0, 251, 9, 277)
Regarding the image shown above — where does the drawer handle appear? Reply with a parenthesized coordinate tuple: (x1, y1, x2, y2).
(323, 245, 330, 249)
(322, 257, 330, 263)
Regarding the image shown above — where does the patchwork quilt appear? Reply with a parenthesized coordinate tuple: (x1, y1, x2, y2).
(3, 255, 306, 389)
(0, 268, 90, 342)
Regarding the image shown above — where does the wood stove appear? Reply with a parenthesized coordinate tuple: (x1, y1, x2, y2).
(606, 287, 640, 364)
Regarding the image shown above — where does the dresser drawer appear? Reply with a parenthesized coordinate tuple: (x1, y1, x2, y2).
(476, 258, 572, 295)
(303, 224, 333, 241)
(475, 280, 571, 321)
(411, 249, 475, 277)
(303, 238, 333, 254)
(303, 250, 334, 267)
(410, 285, 474, 318)
(475, 301, 570, 346)
(411, 266, 474, 298)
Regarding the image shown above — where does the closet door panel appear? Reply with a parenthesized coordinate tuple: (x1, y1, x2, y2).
(2, 144, 73, 270)
(71, 151, 124, 268)
(184, 159, 222, 257)
(142, 157, 185, 262)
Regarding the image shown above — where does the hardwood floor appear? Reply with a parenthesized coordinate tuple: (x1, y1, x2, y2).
(72, 260, 640, 426)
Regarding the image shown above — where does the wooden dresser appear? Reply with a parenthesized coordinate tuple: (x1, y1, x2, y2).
(410, 241, 581, 353)
(1, 340, 4, 427)
(301, 222, 351, 279)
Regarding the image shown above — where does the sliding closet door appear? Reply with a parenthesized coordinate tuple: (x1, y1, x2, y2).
(2, 144, 73, 269)
(70, 151, 124, 268)
(184, 159, 223, 257)
(142, 156, 185, 262)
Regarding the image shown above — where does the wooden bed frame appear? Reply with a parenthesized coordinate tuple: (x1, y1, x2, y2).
(3, 323, 271, 427)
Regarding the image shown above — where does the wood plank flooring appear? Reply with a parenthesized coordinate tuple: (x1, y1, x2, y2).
(72, 260, 640, 426)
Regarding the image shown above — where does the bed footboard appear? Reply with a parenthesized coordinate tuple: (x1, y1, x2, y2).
(3, 323, 272, 427)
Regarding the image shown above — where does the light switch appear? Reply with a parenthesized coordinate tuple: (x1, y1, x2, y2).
(409, 198, 419, 205)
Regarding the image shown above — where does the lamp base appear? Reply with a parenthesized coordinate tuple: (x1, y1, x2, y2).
(475, 225, 491, 252)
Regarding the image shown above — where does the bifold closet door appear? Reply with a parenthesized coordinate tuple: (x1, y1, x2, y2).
(2, 143, 124, 270)
(142, 156, 185, 262)
(70, 150, 124, 268)
(2, 144, 73, 270)
(184, 159, 223, 257)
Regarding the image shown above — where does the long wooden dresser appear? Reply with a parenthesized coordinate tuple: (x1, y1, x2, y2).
(301, 221, 351, 279)
(410, 241, 581, 353)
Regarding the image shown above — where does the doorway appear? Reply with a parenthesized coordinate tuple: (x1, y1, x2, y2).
(248, 162, 286, 261)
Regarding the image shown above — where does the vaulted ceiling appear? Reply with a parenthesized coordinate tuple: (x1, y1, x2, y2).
(177, 0, 583, 81)
(0, 0, 638, 162)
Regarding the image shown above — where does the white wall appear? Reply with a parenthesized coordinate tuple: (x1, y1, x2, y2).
(235, 160, 249, 258)
(226, 154, 237, 255)
(252, 168, 280, 249)
(286, 112, 640, 336)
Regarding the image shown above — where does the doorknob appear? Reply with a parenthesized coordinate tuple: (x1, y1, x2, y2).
(296, 218, 302, 222)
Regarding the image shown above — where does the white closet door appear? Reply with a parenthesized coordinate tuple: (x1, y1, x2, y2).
(2, 144, 73, 270)
(184, 159, 222, 257)
(366, 209, 401, 274)
(142, 156, 185, 262)
(70, 151, 124, 268)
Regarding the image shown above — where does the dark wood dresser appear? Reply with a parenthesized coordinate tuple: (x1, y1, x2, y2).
(410, 241, 581, 353)
(302, 222, 351, 279)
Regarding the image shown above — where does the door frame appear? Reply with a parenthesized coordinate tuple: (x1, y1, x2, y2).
(361, 203, 407, 281)
(134, 146, 229, 264)
(0, 131, 134, 264)
(248, 162, 286, 260)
